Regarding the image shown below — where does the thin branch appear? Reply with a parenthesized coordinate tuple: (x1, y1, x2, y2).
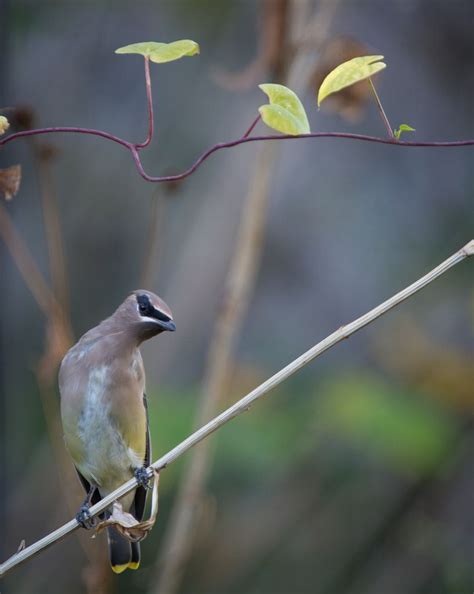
(127, 131, 474, 183)
(0, 127, 133, 150)
(135, 57, 154, 149)
(241, 114, 261, 139)
(1, 125, 473, 186)
(368, 78, 394, 139)
(0, 202, 59, 317)
(1, 239, 472, 577)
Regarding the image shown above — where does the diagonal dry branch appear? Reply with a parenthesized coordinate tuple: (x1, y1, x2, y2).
(0, 239, 472, 578)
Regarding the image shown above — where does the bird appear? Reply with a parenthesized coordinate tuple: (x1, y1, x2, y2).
(59, 290, 176, 573)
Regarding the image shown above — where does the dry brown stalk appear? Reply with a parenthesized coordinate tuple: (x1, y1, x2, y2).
(0, 201, 59, 318)
(151, 2, 340, 592)
(0, 150, 110, 592)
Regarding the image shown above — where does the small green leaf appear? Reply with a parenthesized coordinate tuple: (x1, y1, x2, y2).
(115, 40, 200, 63)
(258, 83, 310, 135)
(317, 55, 386, 106)
(394, 123, 416, 140)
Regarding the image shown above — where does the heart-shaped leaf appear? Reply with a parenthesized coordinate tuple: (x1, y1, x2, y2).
(317, 55, 386, 106)
(258, 83, 310, 135)
(115, 40, 200, 64)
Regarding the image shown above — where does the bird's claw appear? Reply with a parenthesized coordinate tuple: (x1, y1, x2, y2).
(135, 466, 152, 490)
(76, 505, 97, 530)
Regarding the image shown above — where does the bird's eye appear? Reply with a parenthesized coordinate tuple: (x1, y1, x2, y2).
(137, 295, 152, 315)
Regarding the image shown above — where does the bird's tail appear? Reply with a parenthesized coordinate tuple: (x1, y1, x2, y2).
(107, 527, 140, 573)
(130, 541, 141, 570)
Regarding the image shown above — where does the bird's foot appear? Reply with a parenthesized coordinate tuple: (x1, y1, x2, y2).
(76, 505, 97, 530)
(134, 466, 152, 490)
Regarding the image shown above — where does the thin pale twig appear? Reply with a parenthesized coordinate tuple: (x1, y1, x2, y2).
(368, 78, 394, 139)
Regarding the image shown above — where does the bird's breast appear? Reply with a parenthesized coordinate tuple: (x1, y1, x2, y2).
(62, 360, 147, 492)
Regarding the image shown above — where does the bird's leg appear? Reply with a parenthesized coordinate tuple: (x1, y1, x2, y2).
(134, 466, 152, 490)
(76, 486, 98, 530)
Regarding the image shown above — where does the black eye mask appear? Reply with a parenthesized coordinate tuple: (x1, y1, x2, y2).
(136, 294, 171, 322)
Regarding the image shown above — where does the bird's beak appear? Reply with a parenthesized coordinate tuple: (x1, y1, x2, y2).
(157, 319, 176, 332)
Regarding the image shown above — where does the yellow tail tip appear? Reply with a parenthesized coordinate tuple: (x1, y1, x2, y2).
(111, 563, 129, 574)
(111, 561, 140, 573)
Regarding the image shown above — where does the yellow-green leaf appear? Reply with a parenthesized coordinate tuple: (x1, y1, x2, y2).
(317, 55, 386, 106)
(394, 123, 416, 140)
(258, 83, 310, 135)
(115, 40, 200, 64)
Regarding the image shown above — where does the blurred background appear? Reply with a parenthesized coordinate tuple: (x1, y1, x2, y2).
(1, 1, 473, 593)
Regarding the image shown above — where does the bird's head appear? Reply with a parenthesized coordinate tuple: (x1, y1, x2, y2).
(117, 290, 176, 341)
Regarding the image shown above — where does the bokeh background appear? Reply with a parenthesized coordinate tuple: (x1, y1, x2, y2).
(1, 1, 473, 593)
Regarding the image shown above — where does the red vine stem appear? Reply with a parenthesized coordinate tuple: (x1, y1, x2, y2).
(129, 132, 474, 183)
(2, 124, 473, 185)
(0, 126, 132, 149)
(136, 57, 154, 149)
(1, 53, 473, 186)
(241, 114, 261, 139)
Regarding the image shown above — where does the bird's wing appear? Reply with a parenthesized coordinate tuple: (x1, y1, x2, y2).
(75, 467, 104, 515)
(132, 392, 151, 522)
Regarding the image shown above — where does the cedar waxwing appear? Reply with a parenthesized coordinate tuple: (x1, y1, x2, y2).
(59, 290, 175, 573)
